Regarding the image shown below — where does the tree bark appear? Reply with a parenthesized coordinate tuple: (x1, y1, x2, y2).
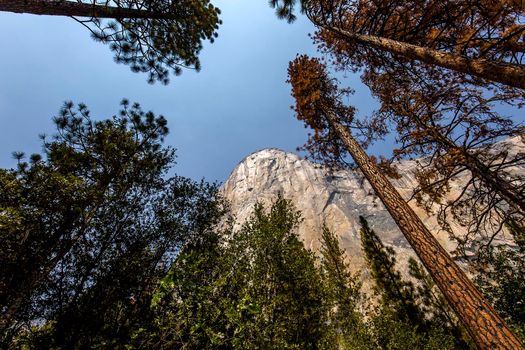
(431, 130, 525, 215)
(408, 117, 525, 216)
(328, 26, 525, 90)
(463, 150, 525, 213)
(325, 111, 524, 350)
(0, 0, 172, 19)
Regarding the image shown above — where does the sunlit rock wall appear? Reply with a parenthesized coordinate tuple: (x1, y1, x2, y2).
(221, 137, 523, 275)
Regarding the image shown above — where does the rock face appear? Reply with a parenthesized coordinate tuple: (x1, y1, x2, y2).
(221, 138, 523, 274)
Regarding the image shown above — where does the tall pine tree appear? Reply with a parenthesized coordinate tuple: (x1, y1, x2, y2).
(0, 0, 221, 83)
(287, 54, 523, 350)
(0, 100, 225, 346)
(271, 0, 525, 89)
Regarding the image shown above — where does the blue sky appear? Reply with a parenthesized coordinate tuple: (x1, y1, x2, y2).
(0, 0, 378, 182)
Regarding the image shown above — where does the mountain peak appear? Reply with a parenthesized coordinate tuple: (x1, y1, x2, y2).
(221, 138, 521, 274)
(221, 147, 420, 256)
(236, 148, 300, 165)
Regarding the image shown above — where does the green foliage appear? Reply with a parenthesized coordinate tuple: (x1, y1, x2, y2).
(3, 119, 487, 350)
(319, 225, 372, 349)
(4, 186, 484, 349)
(0, 101, 225, 347)
(229, 197, 329, 349)
(359, 216, 423, 325)
(474, 244, 525, 342)
(268, 0, 301, 23)
(136, 197, 331, 349)
(359, 216, 474, 350)
(4, 0, 221, 84)
(135, 209, 476, 350)
(83, 0, 222, 84)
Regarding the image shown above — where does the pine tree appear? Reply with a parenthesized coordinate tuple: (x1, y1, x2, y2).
(363, 64, 525, 251)
(0, 0, 222, 84)
(359, 216, 475, 349)
(474, 238, 525, 343)
(271, 0, 525, 89)
(319, 225, 372, 348)
(231, 197, 329, 349)
(0, 100, 225, 346)
(287, 54, 524, 350)
(137, 197, 331, 349)
(359, 217, 423, 326)
(271, 0, 525, 251)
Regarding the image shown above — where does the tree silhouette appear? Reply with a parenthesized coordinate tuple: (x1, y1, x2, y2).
(0, 101, 225, 345)
(0, 0, 222, 84)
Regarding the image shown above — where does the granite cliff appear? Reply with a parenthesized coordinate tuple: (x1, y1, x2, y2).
(221, 138, 524, 274)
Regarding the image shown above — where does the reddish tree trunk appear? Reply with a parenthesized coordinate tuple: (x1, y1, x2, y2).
(325, 111, 524, 350)
(329, 26, 525, 90)
(0, 0, 171, 19)
(431, 129, 525, 215)
(408, 116, 525, 215)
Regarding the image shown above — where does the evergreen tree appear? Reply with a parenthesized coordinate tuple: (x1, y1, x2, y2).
(0, 0, 221, 84)
(272, 0, 525, 250)
(363, 65, 525, 252)
(287, 54, 521, 349)
(271, 0, 525, 89)
(228, 197, 329, 349)
(359, 216, 475, 350)
(319, 225, 372, 349)
(136, 225, 229, 349)
(474, 239, 525, 342)
(359, 217, 423, 327)
(137, 197, 331, 349)
(0, 100, 225, 347)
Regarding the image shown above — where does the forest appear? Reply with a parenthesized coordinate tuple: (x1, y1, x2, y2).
(0, 0, 524, 349)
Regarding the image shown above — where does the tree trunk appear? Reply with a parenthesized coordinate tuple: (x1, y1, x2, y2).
(328, 26, 525, 90)
(408, 117, 525, 216)
(325, 111, 524, 350)
(463, 150, 525, 213)
(0, 0, 171, 19)
(0, 196, 101, 334)
(431, 129, 525, 215)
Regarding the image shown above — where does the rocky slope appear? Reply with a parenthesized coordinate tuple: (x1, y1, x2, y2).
(221, 138, 524, 275)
